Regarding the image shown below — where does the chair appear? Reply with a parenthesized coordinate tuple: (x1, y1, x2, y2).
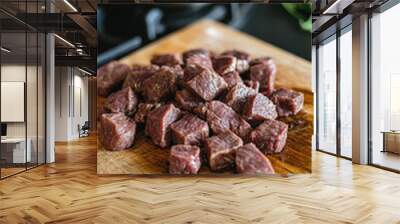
(78, 121, 90, 138)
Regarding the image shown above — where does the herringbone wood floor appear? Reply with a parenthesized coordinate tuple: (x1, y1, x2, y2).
(1, 135, 400, 224)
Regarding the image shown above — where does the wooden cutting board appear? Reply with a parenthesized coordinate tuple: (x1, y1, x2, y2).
(97, 20, 312, 175)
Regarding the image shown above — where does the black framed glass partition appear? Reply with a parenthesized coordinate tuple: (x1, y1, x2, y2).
(316, 25, 353, 159)
(0, 1, 46, 179)
(0, 30, 28, 178)
(369, 2, 400, 172)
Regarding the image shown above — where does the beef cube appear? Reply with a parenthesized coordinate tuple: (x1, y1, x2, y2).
(193, 103, 208, 120)
(170, 114, 209, 145)
(249, 59, 276, 96)
(243, 93, 277, 122)
(213, 55, 237, 75)
(151, 54, 182, 67)
(224, 83, 257, 113)
(142, 66, 178, 102)
(181, 63, 216, 87)
(131, 64, 159, 73)
(250, 119, 288, 154)
(236, 143, 275, 175)
(222, 71, 243, 88)
(104, 87, 138, 115)
(182, 64, 204, 84)
(270, 88, 304, 117)
(169, 145, 201, 174)
(244, 80, 260, 92)
(97, 105, 106, 121)
(249, 57, 274, 66)
(134, 103, 162, 124)
(169, 65, 184, 80)
(185, 54, 213, 71)
(222, 50, 251, 74)
(175, 89, 203, 111)
(145, 104, 181, 148)
(122, 64, 159, 93)
(100, 113, 136, 151)
(97, 61, 131, 97)
(222, 50, 251, 61)
(185, 67, 227, 101)
(182, 48, 210, 62)
(205, 131, 243, 171)
(205, 101, 252, 140)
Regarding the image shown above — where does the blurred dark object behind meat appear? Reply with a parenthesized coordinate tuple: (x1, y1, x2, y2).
(97, 4, 311, 66)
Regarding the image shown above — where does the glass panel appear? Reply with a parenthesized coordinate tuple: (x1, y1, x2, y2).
(318, 37, 337, 154)
(38, 33, 45, 165)
(371, 4, 400, 171)
(27, 31, 38, 169)
(340, 29, 352, 158)
(1, 31, 27, 177)
(26, 0, 39, 169)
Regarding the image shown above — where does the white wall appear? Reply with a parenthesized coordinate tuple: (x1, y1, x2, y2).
(1, 65, 38, 138)
(54, 67, 89, 141)
(1, 65, 26, 138)
(55, 67, 70, 141)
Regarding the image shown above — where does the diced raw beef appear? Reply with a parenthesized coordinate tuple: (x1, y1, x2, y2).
(97, 105, 106, 121)
(222, 50, 251, 60)
(224, 83, 257, 113)
(205, 131, 243, 171)
(169, 145, 201, 174)
(97, 61, 131, 97)
(122, 64, 159, 93)
(244, 80, 260, 92)
(236, 143, 275, 175)
(222, 50, 251, 74)
(145, 104, 181, 148)
(270, 88, 304, 117)
(185, 54, 213, 70)
(169, 65, 184, 80)
(134, 103, 162, 124)
(151, 54, 182, 66)
(249, 59, 277, 96)
(182, 48, 210, 62)
(204, 101, 252, 140)
(104, 87, 138, 115)
(175, 89, 203, 111)
(243, 93, 277, 122)
(222, 71, 243, 88)
(182, 64, 204, 84)
(213, 55, 237, 75)
(193, 103, 208, 119)
(249, 57, 274, 66)
(170, 114, 209, 145)
(100, 113, 136, 151)
(131, 64, 159, 73)
(142, 66, 178, 102)
(185, 67, 227, 101)
(250, 119, 288, 154)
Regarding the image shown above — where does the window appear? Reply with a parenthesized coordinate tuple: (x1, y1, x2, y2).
(339, 29, 352, 158)
(317, 36, 337, 154)
(370, 3, 400, 171)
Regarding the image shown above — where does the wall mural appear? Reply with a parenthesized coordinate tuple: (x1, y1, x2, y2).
(96, 3, 313, 175)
